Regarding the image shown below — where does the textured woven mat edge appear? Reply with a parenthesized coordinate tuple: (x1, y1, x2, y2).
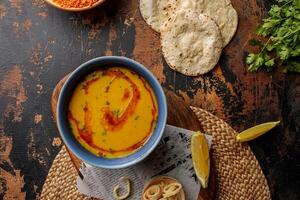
(39, 107, 271, 200)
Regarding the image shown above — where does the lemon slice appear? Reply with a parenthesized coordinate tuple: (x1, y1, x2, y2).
(236, 121, 280, 142)
(191, 132, 210, 188)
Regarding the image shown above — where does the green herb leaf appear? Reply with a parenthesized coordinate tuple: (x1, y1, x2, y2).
(134, 115, 140, 120)
(250, 56, 265, 72)
(101, 130, 107, 136)
(278, 46, 290, 60)
(247, 0, 300, 73)
(249, 39, 264, 47)
(291, 45, 300, 56)
(113, 109, 121, 117)
(284, 62, 300, 72)
(265, 58, 275, 67)
(246, 53, 257, 64)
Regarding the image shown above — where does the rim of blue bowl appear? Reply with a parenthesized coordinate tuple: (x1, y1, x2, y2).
(56, 56, 167, 169)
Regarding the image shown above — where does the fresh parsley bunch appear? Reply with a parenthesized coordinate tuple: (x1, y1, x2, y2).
(246, 0, 300, 72)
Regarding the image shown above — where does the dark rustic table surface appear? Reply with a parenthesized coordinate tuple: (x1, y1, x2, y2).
(0, 0, 299, 199)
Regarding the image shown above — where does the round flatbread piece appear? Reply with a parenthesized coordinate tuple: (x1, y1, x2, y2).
(140, 0, 238, 46)
(195, 0, 238, 47)
(140, 0, 193, 33)
(139, 0, 160, 32)
(161, 10, 223, 75)
(160, 0, 238, 46)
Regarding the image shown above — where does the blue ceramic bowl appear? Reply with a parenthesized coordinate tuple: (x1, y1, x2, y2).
(57, 56, 167, 169)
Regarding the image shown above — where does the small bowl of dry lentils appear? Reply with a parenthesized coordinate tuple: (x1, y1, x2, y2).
(45, 0, 105, 11)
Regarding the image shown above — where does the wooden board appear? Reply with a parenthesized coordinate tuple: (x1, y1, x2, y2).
(51, 75, 216, 199)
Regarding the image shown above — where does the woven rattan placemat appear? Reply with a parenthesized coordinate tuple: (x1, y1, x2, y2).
(40, 108, 271, 200)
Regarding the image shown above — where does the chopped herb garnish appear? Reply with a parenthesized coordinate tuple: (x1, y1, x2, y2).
(81, 84, 87, 90)
(105, 86, 110, 93)
(79, 124, 84, 130)
(113, 109, 121, 117)
(98, 152, 106, 157)
(98, 152, 104, 156)
(101, 130, 107, 136)
(134, 115, 140, 120)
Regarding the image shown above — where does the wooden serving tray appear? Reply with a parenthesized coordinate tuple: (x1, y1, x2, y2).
(51, 75, 216, 200)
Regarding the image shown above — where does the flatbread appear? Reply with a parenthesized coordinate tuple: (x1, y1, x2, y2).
(140, 0, 189, 32)
(161, 10, 223, 75)
(139, 0, 160, 32)
(156, 0, 183, 28)
(195, 0, 238, 46)
(140, 0, 238, 46)
(160, 0, 238, 46)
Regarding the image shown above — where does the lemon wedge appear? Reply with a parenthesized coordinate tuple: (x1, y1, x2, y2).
(236, 121, 280, 142)
(191, 132, 210, 188)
